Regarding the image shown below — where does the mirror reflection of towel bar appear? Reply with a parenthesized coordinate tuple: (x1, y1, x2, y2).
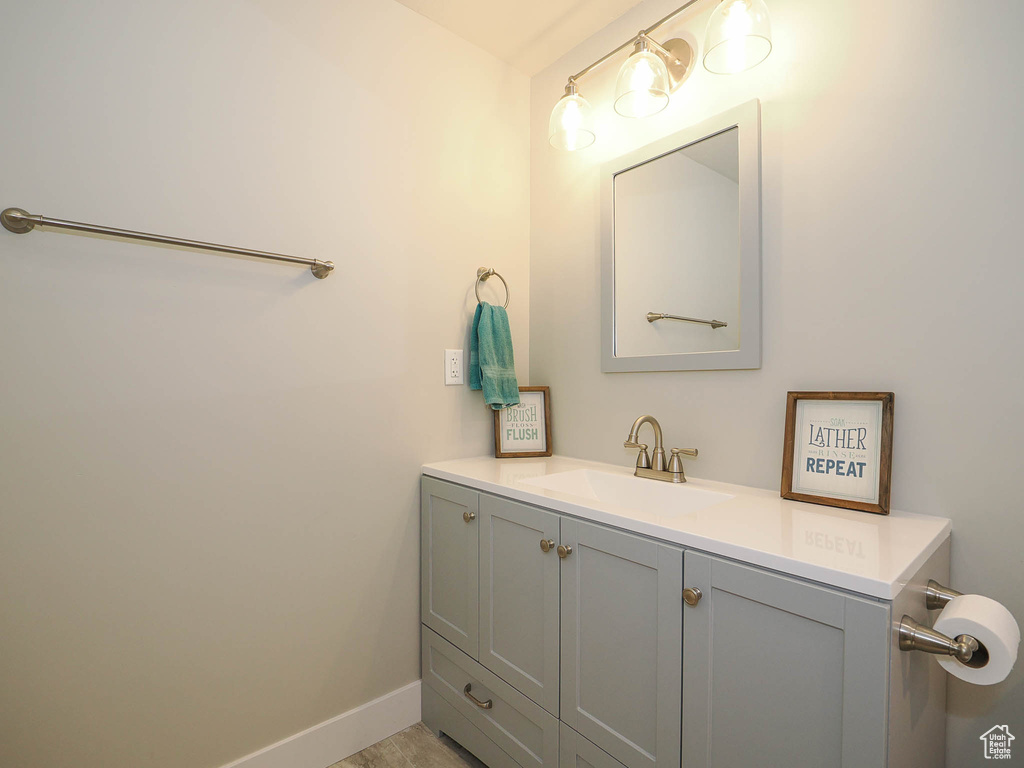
(647, 312, 726, 329)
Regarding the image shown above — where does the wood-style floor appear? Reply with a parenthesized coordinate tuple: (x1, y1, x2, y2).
(331, 723, 486, 768)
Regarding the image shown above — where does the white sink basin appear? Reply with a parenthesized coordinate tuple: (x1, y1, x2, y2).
(520, 468, 733, 516)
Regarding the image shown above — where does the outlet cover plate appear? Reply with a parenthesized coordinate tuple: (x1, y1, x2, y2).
(445, 349, 464, 385)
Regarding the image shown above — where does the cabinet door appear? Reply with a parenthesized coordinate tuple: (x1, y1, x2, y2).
(682, 552, 890, 768)
(421, 477, 479, 658)
(480, 495, 561, 716)
(559, 723, 627, 768)
(560, 519, 682, 768)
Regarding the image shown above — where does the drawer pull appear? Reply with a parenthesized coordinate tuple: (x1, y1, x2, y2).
(540, 539, 555, 553)
(463, 683, 493, 710)
(557, 544, 573, 559)
(463, 511, 476, 523)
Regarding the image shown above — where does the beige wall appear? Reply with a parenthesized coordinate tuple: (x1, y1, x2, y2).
(529, 1, 1023, 765)
(0, 2, 528, 767)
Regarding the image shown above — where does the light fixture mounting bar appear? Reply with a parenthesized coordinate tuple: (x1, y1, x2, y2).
(568, 0, 702, 83)
(639, 34, 676, 63)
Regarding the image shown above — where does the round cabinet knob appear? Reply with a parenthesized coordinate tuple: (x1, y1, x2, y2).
(557, 544, 573, 559)
(540, 539, 555, 553)
(683, 587, 703, 606)
(463, 511, 476, 523)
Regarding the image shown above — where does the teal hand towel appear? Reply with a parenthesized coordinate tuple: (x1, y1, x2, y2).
(469, 302, 520, 410)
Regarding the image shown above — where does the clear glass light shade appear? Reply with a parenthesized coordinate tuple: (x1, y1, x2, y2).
(614, 46, 670, 118)
(703, 0, 772, 74)
(548, 89, 596, 151)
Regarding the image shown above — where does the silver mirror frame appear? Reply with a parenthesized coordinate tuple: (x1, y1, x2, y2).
(601, 99, 761, 372)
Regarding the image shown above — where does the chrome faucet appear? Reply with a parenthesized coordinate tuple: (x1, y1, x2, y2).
(624, 414, 698, 483)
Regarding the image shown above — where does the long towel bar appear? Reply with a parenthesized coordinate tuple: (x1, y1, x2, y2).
(1, 207, 334, 279)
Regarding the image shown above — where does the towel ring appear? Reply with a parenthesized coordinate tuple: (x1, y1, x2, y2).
(475, 267, 510, 309)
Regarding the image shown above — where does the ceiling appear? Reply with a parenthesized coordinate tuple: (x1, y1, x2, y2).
(394, 0, 647, 75)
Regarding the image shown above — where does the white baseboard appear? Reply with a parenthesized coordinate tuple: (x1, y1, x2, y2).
(219, 680, 422, 768)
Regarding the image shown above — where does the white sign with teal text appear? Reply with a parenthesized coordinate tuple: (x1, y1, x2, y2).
(498, 392, 547, 453)
(791, 399, 883, 505)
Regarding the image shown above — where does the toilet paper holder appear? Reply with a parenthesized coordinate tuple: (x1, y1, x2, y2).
(923, 579, 963, 610)
(898, 580, 988, 667)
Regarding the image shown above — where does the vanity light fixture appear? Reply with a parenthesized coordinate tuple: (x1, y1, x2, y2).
(548, 79, 596, 151)
(548, 0, 772, 150)
(614, 36, 671, 118)
(703, 0, 772, 74)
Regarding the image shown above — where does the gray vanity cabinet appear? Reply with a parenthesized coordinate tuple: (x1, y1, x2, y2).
(682, 552, 890, 768)
(479, 494, 561, 715)
(423, 473, 946, 768)
(421, 477, 480, 658)
(559, 519, 682, 768)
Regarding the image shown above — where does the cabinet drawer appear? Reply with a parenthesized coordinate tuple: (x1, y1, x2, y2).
(422, 685, 523, 768)
(422, 626, 559, 768)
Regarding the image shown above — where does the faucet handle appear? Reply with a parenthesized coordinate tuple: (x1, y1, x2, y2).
(624, 441, 652, 469)
(668, 448, 697, 475)
(625, 440, 651, 469)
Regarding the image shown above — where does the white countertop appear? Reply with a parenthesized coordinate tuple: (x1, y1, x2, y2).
(422, 455, 951, 600)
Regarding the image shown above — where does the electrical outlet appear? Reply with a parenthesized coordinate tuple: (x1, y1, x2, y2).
(444, 349, 464, 385)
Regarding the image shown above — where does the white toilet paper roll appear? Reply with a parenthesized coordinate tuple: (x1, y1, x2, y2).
(933, 594, 1020, 685)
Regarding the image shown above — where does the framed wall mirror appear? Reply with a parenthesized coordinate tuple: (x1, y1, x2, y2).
(601, 100, 761, 372)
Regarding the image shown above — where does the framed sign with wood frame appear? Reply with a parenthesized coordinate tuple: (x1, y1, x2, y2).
(493, 386, 552, 458)
(781, 391, 894, 515)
